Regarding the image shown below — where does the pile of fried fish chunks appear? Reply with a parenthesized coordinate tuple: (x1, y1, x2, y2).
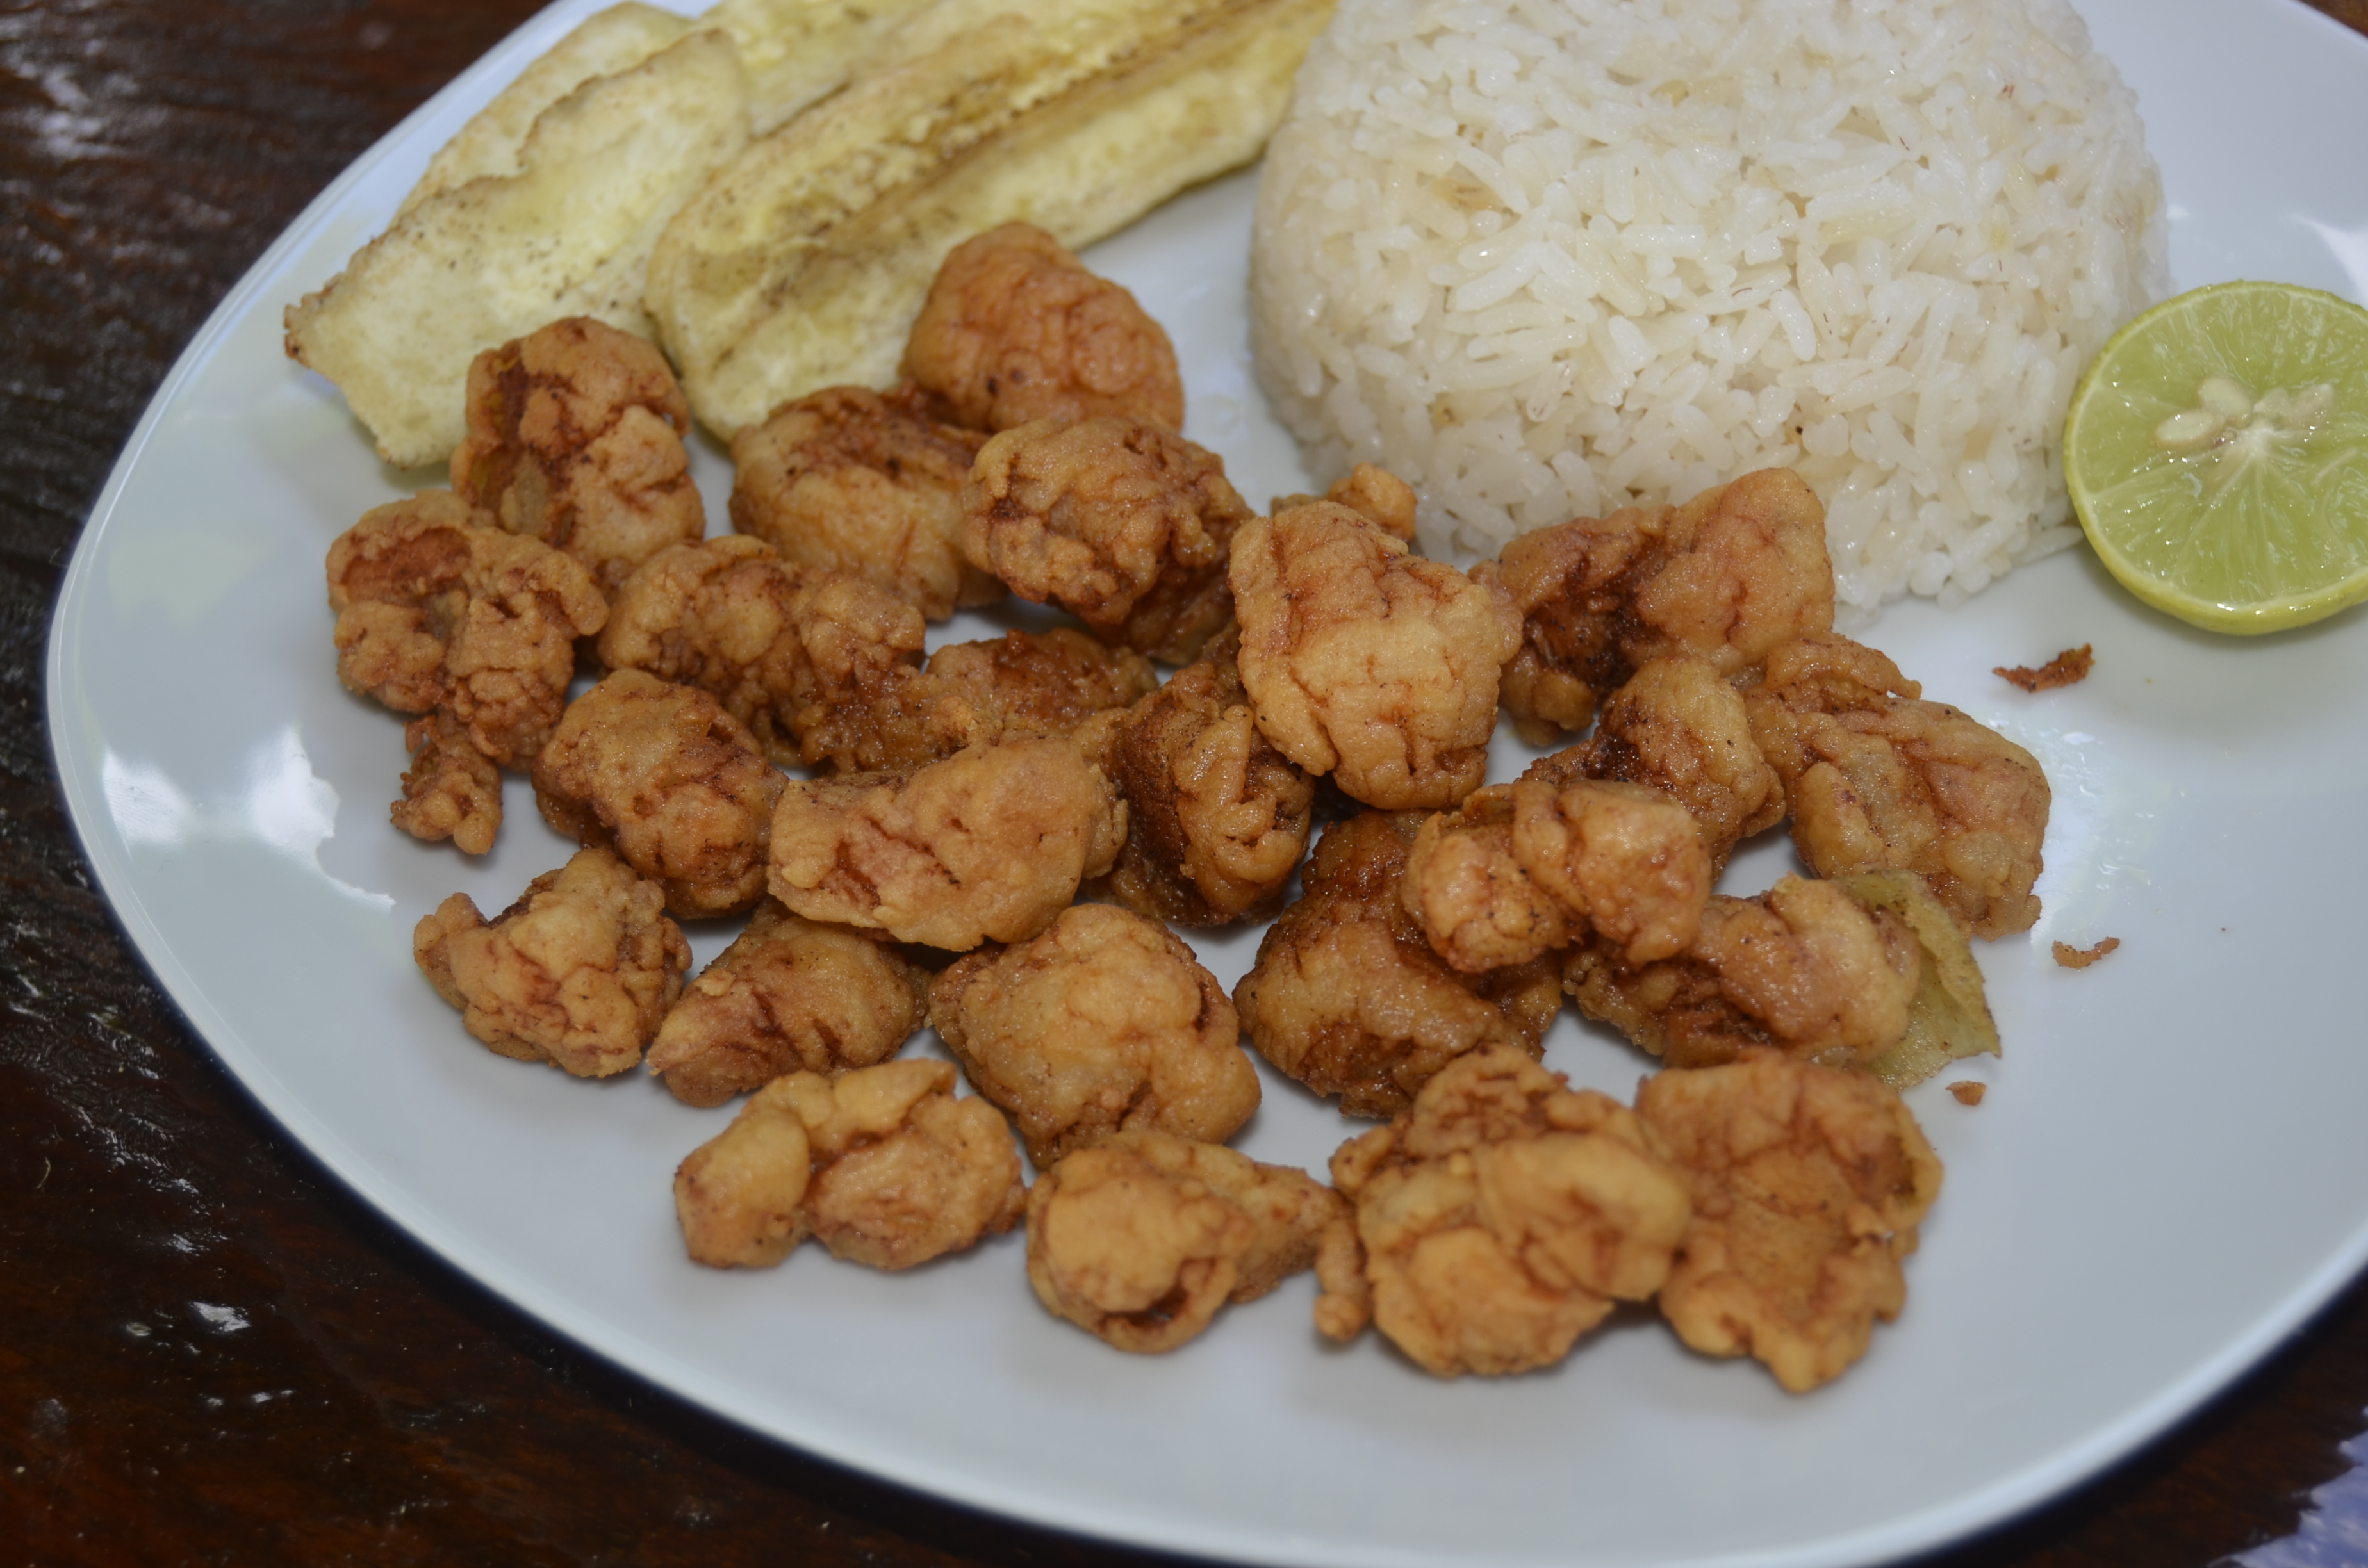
(330, 222, 2049, 1394)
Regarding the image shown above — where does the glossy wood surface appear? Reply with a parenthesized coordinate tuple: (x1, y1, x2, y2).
(6, 2, 2368, 1563)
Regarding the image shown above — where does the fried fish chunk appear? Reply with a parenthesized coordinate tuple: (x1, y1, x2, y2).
(930, 904, 1260, 1168)
(964, 415, 1252, 662)
(1495, 468, 1834, 741)
(1636, 1049, 1943, 1392)
(1102, 627, 1313, 928)
(596, 535, 927, 770)
(1506, 779, 1711, 968)
(673, 1058, 1026, 1270)
(1563, 874, 1919, 1072)
(768, 737, 1126, 950)
(1230, 501, 1521, 810)
(391, 709, 504, 856)
(646, 900, 930, 1108)
(327, 490, 610, 759)
(1398, 785, 1571, 974)
(1026, 1131, 1349, 1353)
(905, 223, 1185, 434)
(1524, 653, 1784, 871)
(1318, 1046, 1692, 1377)
(916, 628, 1160, 742)
(530, 669, 785, 919)
(448, 316, 707, 596)
(1401, 779, 1709, 974)
(1745, 632, 2050, 939)
(286, 29, 750, 468)
(728, 382, 998, 621)
(1234, 811, 1561, 1119)
(834, 627, 1160, 774)
(327, 488, 608, 799)
(413, 845, 690, 1077)
(1270, 463, 1418, 541)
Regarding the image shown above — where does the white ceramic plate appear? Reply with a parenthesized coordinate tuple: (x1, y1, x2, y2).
(47, 1, 2368, 1564)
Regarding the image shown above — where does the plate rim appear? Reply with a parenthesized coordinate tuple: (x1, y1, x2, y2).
(42, 2, 2368, 1564)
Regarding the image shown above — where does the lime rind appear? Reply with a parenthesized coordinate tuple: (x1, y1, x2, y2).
(2065, 280, 2368, 633)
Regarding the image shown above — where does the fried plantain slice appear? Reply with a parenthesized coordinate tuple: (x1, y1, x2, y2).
(285, 29, 750, 468)
(644, 0, 1334, 437)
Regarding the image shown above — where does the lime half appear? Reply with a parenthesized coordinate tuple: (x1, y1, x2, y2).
(2064, 280, 2368, 634)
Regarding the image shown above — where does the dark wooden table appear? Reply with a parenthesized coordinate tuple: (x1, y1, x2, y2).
(8, 2, 2368, 1563)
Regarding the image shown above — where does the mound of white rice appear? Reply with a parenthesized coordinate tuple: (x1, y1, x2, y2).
(1250, 0, 2167, 611)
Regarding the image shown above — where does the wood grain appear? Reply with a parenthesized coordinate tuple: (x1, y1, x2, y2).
(5, 3, 2366, 1564)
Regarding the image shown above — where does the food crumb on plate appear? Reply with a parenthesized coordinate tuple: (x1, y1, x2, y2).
(1948, 1081, 1986, 1106)
(2053, 936, 2121, 969)
(1996, 645, 2094, 692)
